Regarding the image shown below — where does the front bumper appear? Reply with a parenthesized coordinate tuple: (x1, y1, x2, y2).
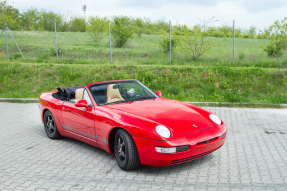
(133, 126, 227, 166)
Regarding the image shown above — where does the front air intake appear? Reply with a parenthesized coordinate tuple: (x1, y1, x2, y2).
(196, 137, 218, 146)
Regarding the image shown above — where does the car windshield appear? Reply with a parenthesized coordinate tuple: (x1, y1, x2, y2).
(89, 80, 158, 106)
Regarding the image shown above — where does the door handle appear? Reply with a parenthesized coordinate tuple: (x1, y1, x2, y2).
(62, 107, 68, 111)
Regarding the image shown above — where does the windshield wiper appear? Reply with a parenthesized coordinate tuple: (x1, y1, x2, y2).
(101, 97, 156, 105)
(126, 96, 156, 102)
(101, 100, 132, 105)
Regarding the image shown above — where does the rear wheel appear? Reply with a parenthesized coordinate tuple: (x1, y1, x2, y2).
(44, 110, 62, 139)
(114, 129, 140, 170)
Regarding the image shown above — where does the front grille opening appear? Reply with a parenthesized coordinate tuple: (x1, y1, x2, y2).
(196, 137, 218, 146)
(170, 145, 222, 165)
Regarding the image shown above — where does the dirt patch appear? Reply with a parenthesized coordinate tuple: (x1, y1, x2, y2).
(204, 72, 208, 79)
(164, 69, 171, 75)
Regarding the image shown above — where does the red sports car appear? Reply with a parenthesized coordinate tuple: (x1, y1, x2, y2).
(39, 80, 227, 170)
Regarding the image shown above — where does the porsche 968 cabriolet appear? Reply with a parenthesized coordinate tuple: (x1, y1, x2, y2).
(39, 80, 227, 170)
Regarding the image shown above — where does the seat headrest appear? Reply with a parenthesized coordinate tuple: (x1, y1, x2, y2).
(106, 84, 124, 103)
(75, 88, 84, 100)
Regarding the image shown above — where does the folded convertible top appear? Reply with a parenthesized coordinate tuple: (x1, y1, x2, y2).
(57, 86, 85, 101)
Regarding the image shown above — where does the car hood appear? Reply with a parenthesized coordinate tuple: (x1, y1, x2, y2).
(105, 98, 213, 134)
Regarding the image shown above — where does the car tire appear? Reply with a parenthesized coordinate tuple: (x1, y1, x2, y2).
(114, 129, 140, 170)
(44, 110, 62, 139)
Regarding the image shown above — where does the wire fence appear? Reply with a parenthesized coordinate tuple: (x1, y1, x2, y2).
(0, 20, 286, 68)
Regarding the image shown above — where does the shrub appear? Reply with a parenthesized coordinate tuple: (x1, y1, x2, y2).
(239, 52, 245, 60)
(179, 29, 217, 60)
(111, 16, 134, 48)
(262, 17, 287, 57)
(86, 16, 108, 42)
(158, 32, 180, 53)
(263, 41, 284, 57)
(11, 52, 22, 60)
(70, 16, 86, 32)
(50, 44, 62, 56)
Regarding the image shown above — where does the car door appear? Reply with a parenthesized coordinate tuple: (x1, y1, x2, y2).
(62, 89, 98, 146)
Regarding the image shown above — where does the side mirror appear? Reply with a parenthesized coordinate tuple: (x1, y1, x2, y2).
(75, 100, 88, 110)
(156, 91, 162, 98)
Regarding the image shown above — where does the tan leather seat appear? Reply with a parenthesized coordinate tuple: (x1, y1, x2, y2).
(75, 88, 84, 100)
(106, 84, 124, 103)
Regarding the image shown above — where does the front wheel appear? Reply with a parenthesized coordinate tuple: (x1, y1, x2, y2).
(44, 110, 62, 139)
(114, 129, 140, 170)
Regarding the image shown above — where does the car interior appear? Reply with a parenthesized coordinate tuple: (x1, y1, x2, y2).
(53, 81, 156, 106)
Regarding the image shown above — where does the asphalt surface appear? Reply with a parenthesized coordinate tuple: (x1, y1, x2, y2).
(0, 102, 287, 191)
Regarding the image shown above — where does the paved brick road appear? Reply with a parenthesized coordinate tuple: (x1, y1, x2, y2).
(0, 102, 287, 191)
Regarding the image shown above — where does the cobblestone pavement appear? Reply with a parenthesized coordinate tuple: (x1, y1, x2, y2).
(0, 102, 287, 191)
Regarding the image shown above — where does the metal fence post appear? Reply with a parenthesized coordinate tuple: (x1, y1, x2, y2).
(169, 20, 171, 64)
(55, 22, 58, 61)
(8, 28, 26, 61)
(109, 21, 112, 63)
(5, 23, 9, 59)
(233, 20, 235, 64)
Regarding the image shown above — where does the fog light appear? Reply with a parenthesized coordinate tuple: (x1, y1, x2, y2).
(155, 145, 190, 153)
(155, 147, 176, 153)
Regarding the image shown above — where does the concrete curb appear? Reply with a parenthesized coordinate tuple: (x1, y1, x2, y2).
(0, 98, 39, 101)
(185, 101, 287, 107)
(0, 98, 286, 107)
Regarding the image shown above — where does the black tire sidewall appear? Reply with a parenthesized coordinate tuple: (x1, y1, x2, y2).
(114, 130, 128, 169)
(44, 110, 60, 139)
(114, 129, 139, 170)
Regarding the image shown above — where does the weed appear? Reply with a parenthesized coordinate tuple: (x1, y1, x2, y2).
(239, 52, 245, 60)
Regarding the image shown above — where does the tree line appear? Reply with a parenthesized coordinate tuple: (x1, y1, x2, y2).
(0, 0, 271, 39)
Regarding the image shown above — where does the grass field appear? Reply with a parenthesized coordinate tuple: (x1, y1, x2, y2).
(0, 31, 286, 104)
(0, 31, 287, 68)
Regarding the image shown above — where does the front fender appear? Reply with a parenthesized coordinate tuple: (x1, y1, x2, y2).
(179, 102, 226, 128)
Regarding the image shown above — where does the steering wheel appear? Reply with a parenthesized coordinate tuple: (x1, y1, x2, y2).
(129, 93, 142, 100)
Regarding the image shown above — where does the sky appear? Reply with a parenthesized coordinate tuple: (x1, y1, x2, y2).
(9, 0, 287, 30)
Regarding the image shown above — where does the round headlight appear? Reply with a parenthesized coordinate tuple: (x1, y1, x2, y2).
(209, 114, 222, 125)
(156, 125, 171, 138)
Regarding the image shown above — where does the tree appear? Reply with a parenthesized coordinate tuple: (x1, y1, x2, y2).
(155, 18, 169, 32)
(257, 28, 270, 39)
(70, 16, 86, 32)
(0, 0, 19, 29)
(262, 17, 287, 57)
(86, 16, 108, 42)
(247, 26, 257, 38)
(40, 10, 62, 31)
(20, 7, 41, 31)
(179, 28, 217, 60)
(133, 17, 144, 38)
(111, 16, 133, 48)
(218, 24, 233, 37)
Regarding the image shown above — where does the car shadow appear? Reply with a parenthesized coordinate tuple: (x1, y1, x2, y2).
(35, 126, 216, 174)
(135, 154, 214, 174)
